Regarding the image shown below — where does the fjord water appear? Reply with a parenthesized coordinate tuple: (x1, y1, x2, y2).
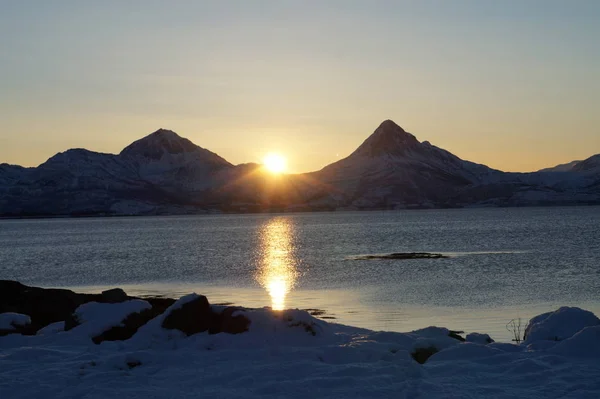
(1, 207, 599, 341)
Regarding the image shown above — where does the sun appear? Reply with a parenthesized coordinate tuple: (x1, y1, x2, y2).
(263, 153, 287, 174)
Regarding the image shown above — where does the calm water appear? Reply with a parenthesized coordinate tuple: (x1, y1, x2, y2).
(1, 207, 599, 341)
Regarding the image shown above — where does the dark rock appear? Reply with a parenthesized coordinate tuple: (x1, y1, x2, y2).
(0, 280, 103, 334)
(212, 307, 250, 335)
(126, 360, 142, 369)
(411, 346, 439, 364)
(101, 288, 128, 303)
(161, 295, 212, 336)
(304, 309, 326, 316)
(144, 297, 176, 310)
(448, 330, 466, 341)
(0, 280, 176, 336)
(64, 313, 80, 331)
(1, 280, 252, 340)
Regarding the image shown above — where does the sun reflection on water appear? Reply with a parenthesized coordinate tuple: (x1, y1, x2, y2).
(256, 217, 299, 310)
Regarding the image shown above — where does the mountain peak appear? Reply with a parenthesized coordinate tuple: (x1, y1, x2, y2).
(377, 119, 406, 132)
(352, 119, 419, 157)
(119, 129, 232, 169)
(120, 129, 199, 159)
(150, 128, 180, 137)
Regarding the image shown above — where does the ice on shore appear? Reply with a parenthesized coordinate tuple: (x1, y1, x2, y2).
(1, 300, 599, 398)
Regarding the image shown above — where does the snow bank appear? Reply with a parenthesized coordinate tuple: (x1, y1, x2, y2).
(71, 299, 151, 338)
(549, 326, 600, 358)
(523, 306, 600, 345)
(36, 321, 65, 335)
(428, 342, 503, 362)
(1, 301, 599, 398)
(0, 312, 31, 330)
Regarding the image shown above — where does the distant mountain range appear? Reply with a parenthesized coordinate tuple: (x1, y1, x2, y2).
(1, 120, 599, 216)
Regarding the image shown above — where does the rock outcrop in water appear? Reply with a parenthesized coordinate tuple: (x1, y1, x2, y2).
(353, 252, 448, 260)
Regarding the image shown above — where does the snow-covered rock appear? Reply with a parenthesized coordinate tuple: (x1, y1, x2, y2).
(0, 313, 31, 330)
(523, 306, 600, 345)
(70, 300, 151, 338)
(129, 294, 216, 346)
(466, 332, 494, 344)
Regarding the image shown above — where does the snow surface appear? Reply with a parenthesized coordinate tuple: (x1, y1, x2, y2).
(36, 321, 65, 335)
(0, 313, 31, 330)
(0, 301, 599, 398)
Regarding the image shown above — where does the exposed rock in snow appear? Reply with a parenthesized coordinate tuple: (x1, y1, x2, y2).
(161, 294, 212, 335)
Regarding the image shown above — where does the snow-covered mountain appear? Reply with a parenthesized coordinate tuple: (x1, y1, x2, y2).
(573, 154, 600, 174)
(1, 122, 599, 216)
(120, 129, 233, 192)
(308, 120, 600, 209)
(0, 129, 235, 216)
(537, 160, 582, 173)
(310, 120, 503, 208)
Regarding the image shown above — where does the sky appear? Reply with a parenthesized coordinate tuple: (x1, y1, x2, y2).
(1, 1, 599, 173)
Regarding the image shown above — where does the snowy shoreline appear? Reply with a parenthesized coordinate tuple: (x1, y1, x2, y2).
(1, 281, 600, 398)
